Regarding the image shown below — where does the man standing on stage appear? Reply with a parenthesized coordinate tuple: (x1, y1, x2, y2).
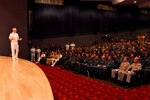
(9, 28, 22, 60)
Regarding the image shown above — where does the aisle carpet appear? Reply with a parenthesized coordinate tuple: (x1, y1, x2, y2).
(38, 64, 150, 100)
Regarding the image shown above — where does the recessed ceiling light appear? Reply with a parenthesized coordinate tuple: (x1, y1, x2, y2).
(134, 0, 137, 4)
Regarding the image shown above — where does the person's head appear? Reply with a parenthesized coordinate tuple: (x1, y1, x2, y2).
(51, 51, 54, 54)
(130, 53, 134, 59)
(121, 53, 125, 57)
(90, 55, 94, 59)
(77, 53, 81, 57)
(123, 57, 128, 62)
(12, 28, 17, 33)
(134, 57, 139, 63)
(101, 55, 105, 61)
(108, 56, 112, 60)
(105, 53, 109, 58)
(95, 55, 99, 60)
(86, 53, 89, 58)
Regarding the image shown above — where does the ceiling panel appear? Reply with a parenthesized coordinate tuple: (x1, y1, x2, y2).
(35, 0, 64, 5)
(34, 0, 150, 8)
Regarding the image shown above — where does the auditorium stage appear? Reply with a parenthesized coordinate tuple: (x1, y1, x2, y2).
(0, 56, 54, 100)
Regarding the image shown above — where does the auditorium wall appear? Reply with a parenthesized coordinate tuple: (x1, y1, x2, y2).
(0, 0, 28, 59)
(31, 33, 102, 48)
(31, 28, 150, 48)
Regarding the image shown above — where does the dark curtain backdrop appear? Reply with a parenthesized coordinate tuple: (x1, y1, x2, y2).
(31, 4, 150, 38)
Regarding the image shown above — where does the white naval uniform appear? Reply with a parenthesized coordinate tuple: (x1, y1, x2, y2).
(70, 43, 75, 50)
(51, 54, 62, 66)
(65, 44, 70, 51)
(37, 53, 46, 63)
(30, 47, 36, 61)
(126, 63, 142, 83)
(9, 32, 19, 60)
(36, 48, 41, 61)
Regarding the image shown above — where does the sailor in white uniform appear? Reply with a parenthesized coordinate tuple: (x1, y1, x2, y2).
(9, 28, 22, 60)
(30, 46, 36, 62)
(36, 47, 41, 61)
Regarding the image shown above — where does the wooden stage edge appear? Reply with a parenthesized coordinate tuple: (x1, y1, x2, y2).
(0, 56, 54, 100)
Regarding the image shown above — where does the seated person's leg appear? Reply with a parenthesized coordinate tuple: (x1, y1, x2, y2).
(120, 71, 127, 81)
(118, 71, 122, 80)
(52, 59, 59, 66)
(126, 72, 135, 83)
(111, 69, 117, 78)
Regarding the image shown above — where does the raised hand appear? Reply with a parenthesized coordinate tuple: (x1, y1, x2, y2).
(19, 38, 22, 41)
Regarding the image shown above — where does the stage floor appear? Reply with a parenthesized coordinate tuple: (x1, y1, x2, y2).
(0, 56, 54, 100)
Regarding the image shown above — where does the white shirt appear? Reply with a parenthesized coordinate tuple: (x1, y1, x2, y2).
(41, 54, 46, 58)
(9, 32, 19, 43)
(36, 48, 41, 54)
(65, 44, 70, 50)
(30, 48, 36, 53)
(70, 43, 75, 50)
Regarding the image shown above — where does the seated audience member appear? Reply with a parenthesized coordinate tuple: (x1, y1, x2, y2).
(122, 57, 142, 83)
(69, 53, 77, 69)
(106, 56, 114, 68)
(145, 55, 150, 66)
(86, 55, 95, 75)
(93, 55, 100, 67)
(113, 54, 121, 69)
(111, 57, 130, 81)
(98, 55, 107, 67)
(92, 55, 100, 76)
(142, 55, 150, 82)
(56, 52, 63, 65)
(80, 53, 90, 74)
(51, 52, 62, 66)
(75, 53, 86, 71)
(36, 52, 46, 64)
(129, 53, 134, 64)
(103, 56, 114, 77)
(74, 53, 82, 72)
(62, 52, 70, 65)
(117, 57, 130, 81)
(46, 51, 54, 65)
(97, 55, 107, 77)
